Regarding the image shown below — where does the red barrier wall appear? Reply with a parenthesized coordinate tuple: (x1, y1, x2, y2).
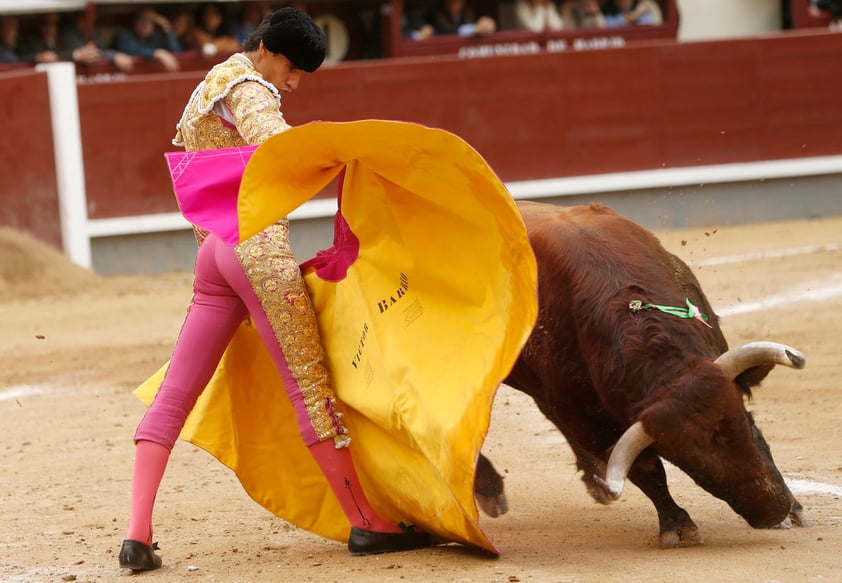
(77, 73, 199, 218)
(3, 29, 842, 245)
(0, 69, 61, 247)
(287, 29, 842, 179)
(73, 29, 842, 221)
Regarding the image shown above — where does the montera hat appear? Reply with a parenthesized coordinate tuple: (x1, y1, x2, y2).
(261, 8, 326, 73)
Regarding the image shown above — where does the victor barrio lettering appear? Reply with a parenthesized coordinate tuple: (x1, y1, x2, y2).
(377, 273, 409, 314)
(350, 322, 369, 369)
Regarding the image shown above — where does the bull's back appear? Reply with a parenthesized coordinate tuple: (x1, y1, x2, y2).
(509, 202, 655, 392)
(511, 201, 725, 411)
(521, 202, 721, 338)
(516, 201, 705, 306)
(517, 201, 665, 261)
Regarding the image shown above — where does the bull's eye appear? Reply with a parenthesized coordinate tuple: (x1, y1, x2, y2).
(711, 426, 732, 448)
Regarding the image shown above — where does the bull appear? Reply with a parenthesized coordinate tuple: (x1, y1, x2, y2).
(474, 201, 807, 547)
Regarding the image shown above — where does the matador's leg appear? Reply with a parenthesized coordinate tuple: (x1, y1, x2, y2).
(218, 222, 401, 534)
(126, 234, 249, 556)
(229, 222, 346, 445)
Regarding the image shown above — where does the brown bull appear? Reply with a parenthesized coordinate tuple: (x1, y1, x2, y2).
(475, 201, 807, 548)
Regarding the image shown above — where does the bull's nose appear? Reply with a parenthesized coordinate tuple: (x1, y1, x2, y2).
(745, 499, 792, 529)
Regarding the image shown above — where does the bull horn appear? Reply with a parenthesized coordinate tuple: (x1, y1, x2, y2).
(595, 421, 655, 501)
(714, 341, 806, 379)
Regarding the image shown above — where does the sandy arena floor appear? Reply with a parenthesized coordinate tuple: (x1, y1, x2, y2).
(1, 211, 841, 582)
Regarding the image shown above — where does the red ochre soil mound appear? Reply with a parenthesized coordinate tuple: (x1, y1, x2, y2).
(0, 228, 102, 301)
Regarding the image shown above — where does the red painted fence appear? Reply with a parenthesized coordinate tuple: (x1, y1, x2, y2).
(1, 27, 841, 251)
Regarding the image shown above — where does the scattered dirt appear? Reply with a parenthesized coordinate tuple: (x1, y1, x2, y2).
(1, 214, 841, 582)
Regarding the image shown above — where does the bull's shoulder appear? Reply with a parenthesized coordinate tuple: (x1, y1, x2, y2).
(517, 201, 666, 256)
(516, 201, 707, 303)
(516, 201, 618, 226)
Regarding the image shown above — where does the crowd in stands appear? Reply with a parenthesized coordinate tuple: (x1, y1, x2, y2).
(404, 0, 664, 39)
(0, 0, 670, 70)
(5, 0, 842, 70)
(809, 0, 842, 20)
(0, 2, 272, 70)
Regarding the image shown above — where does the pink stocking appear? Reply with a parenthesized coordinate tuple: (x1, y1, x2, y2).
(130, 234, 400, 540)
(129, 236, 247, 544)
(308, 440, 401, 533)
(216, 236, 401, 534)
(125, 440, 170, 544)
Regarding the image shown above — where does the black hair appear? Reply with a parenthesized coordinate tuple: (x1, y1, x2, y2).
(243, 7, 325, 72)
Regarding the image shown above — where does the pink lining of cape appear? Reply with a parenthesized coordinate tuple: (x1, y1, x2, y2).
(164, 146, 358, 282)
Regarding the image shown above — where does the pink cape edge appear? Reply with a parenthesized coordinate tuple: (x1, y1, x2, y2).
(164, 146, 359, 282)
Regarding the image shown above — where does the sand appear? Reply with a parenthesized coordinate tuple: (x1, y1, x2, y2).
(1, 214, 841, 582)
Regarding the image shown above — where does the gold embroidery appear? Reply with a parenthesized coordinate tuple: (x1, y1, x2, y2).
(177, 112, 246, 151)
(235, 222, 349, 444)
(192, 225, 209, 247)
(174, 54, 337, 443)
(226, 82, 291, 145)
(173, 54, 290, 150)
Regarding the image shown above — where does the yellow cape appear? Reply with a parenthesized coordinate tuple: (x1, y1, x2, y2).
(136, 121, 538, 554)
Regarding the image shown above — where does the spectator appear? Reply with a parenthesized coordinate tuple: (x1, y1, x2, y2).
(0, 14, 20, 62)
(230, 0, 271, 45)
(559, 0, 606, 28)
(60, 11, 135, 73)
(401, 0, 428, 38)
(169, 7, 198, 51)
(190, 3, 241, 58)
(514, 0, 565, 32)
(811, 0, 842, 21)
(111, 8, 181, 72)
(603, 0, 663, 26)
(18, 12, 74, 64)
(411, 0, 496, 39)
(18, 11, 128, 70)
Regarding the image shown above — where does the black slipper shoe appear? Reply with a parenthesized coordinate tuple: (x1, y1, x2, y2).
(119, 539, 162, 571)
(348, 523, 430, 556)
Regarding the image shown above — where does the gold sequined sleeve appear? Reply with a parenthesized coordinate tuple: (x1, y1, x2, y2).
(225, 80, 292, 145)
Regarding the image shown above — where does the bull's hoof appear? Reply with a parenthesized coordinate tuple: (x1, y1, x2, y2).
(659, 525, 703, 548)
(788, 500, 811, 528)
(773, 499, 811, 529)
(476, 493, 509, 518)
(658, 511, 702, 548)
(474, 454, 507, 517)
(777, 510, 811, 529)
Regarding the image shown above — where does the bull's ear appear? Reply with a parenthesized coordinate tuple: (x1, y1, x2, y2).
(733, 363, 774, 398)
(636, 398, 683, 441)
(637, 360, 738, 447)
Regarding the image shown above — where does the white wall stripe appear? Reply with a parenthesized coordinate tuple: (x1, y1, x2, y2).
(78, 156, 842, 264)
(38, 62, 91, 269)
(505, 155, 842, 199)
